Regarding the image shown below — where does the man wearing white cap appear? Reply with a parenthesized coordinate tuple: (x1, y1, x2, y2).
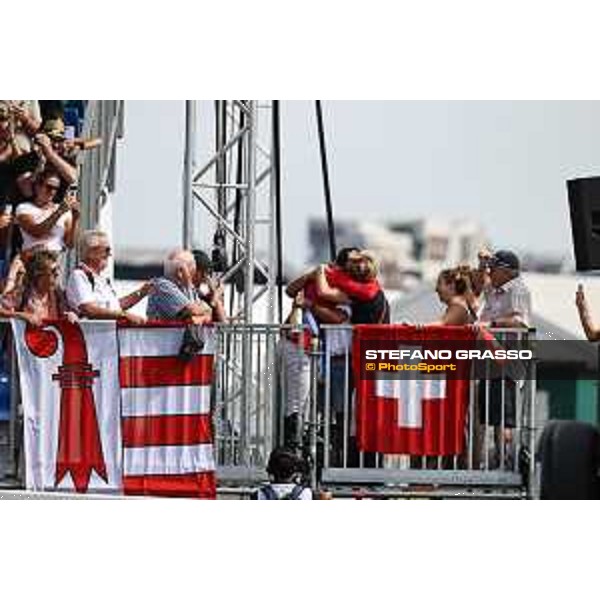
(477, 249, 531, 470)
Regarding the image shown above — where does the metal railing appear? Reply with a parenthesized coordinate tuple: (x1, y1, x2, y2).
(0, 322, 538, 498)
(316, 326, 537, 498)
(212, 323, 319, 491)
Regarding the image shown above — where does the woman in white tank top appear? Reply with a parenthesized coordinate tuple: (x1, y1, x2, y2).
(15, 170, 80, 253)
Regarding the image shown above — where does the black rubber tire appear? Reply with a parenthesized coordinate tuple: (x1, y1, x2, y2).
(539, 420, 600, 499)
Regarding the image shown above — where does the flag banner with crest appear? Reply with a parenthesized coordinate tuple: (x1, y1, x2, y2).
(12, 320, 216, 498)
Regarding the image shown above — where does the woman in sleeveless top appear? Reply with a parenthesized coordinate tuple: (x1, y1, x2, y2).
(1, 249, 75, 326)
(433, 265, 479, 326)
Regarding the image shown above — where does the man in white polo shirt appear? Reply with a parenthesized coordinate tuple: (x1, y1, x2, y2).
(66, 229, 149, 324)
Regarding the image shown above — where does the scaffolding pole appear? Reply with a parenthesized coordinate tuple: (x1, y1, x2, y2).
(183, 100, 276, 323)
(182, 100, 196, 249)
(182, 100, 277, 465)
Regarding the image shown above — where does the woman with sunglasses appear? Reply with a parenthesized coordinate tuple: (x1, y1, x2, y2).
(14, 169, 79, 253)
(0, 249, 75, 327)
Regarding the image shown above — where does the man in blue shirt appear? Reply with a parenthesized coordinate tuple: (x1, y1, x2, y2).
(146, 249, 212, 324)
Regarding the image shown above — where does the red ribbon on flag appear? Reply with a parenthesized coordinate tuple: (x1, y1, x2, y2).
(25, 321, 107, 493)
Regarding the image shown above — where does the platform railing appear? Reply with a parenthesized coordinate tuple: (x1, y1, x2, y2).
(0, 321, 538, 498)
(316, 325, 537, 498)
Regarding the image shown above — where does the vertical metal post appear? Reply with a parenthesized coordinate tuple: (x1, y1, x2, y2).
(8, 337, 20, 481)
(309, 336, 320, 491)
(528, 332, 538, 499)
(324, 331, 331, 468)
(186, 100, 277, 474)
(239, 102, 257, 464)
(243, 101, 257, 325)
(315, 100, 337, 262)
(182, 100, 196, 249)
(271, 100, 282, 325)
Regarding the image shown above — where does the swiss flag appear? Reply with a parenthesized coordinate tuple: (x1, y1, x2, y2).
(353, 325, 475, 456)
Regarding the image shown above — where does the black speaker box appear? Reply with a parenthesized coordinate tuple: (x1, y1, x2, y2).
(567, 176, 600, 271)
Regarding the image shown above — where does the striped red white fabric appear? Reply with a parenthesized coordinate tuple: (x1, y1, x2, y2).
(13, 320, 217, 498)
(118, 325, 216, 498)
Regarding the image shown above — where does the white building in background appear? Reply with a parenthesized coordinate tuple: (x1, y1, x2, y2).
(308, 217, 488, 290)
(390, 218, 488, 283)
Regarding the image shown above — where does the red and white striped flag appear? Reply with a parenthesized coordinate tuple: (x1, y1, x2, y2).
(118, 324, 216, 498)
(13, 320, 216, 498)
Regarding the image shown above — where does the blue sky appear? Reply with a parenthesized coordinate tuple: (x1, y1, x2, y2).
(114, 101, 600, 267)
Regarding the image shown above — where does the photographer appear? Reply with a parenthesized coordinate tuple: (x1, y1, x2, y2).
(34, 121, 78, 187)
(254, 447, 313, 500)
(0, 101, 41, 155)
(1, 103, 33, 204)
(15, 171, 79, 252)
(192, 249, 226, 322)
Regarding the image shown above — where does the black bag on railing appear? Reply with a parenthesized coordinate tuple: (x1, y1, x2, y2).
(178, 325, 206, 361)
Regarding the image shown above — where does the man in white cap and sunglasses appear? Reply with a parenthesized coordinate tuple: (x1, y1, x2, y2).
(477, 249, 531, 470)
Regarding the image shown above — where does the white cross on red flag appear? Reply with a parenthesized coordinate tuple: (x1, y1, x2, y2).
(12, 320, 216, 498)
(353, 325, 475, 456)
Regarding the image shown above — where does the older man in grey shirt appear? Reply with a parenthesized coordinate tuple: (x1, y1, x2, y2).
(146, 249, 212, 323)
(480, 250, 531, 329)
(477, 250, 532, 469)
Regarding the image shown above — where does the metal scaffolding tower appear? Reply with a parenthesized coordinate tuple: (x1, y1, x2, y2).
(182, 101, 279, 466)
(182, 100, 277, 326)
(80, 100, 278, 323)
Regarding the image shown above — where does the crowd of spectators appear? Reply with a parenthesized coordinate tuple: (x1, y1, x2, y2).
(0, 232, 229, 329)
(0, 99, 548, 477)
(0, 100, 227, 331)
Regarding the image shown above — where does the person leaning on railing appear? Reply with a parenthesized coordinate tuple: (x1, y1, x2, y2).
(147, 249, 214, 360)
(146, 249, 212, 325)
(432, 266, 479, 326)
(476, 249, 532, 470)
(0, 249, 77, 327)
(65, 230, 149, 325)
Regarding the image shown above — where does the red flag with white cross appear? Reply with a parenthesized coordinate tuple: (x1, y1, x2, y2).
(353, 325, 475, 456)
